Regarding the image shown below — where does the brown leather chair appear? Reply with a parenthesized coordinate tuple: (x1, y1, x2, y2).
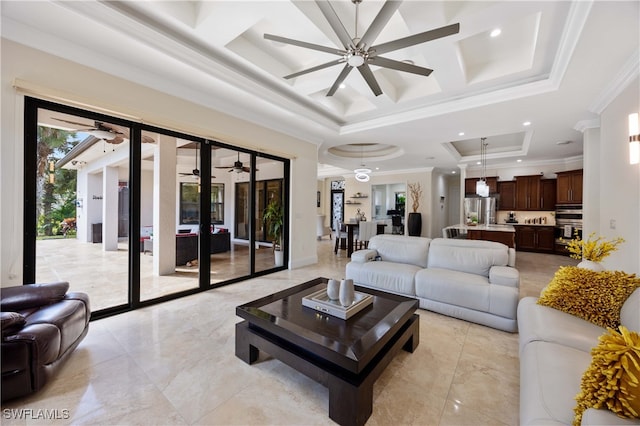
(1, 282, 90, 402)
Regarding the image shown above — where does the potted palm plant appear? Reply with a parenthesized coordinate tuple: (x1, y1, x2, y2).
(263, 199, 284, 266)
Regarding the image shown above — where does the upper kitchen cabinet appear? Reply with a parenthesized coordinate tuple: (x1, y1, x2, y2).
(465, 177, 498, 196)
(556, 169, 583, 204)
(515, 175, 541, 210)
(541, 179, 557, 211)
(497, 181, 516, 211)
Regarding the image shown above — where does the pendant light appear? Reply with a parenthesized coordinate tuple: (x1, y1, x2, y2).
(354, 144, 371, 182)
(476, 137, 489, 197)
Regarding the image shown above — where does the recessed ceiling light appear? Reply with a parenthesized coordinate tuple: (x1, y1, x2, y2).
(517, 159, 522, 163)
(425, 156, 435, 160)
(523, 121, 531, 126)
(458, 132, 465, 136)
(556, 140, 573, 145)
(452, 171, 457, 174)
(476, 161, 482, 165)
(339, 83, 346, 89)
(490, 28, 502, 37)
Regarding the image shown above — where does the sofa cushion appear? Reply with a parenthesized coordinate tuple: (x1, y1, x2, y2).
(520, 341, 592, 426)
(415, 268, 489, 312)
(574, 326, 640, 425)
(368, 235, 431, 268)
(346, 261, 420, 296)
(1, 282, 70, 312)
(518, 297, 605, 354)
(426, 238, 509, 277)
(537, 267, 640, 329)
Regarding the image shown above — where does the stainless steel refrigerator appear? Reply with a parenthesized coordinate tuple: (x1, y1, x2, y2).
(464, 197, 497, 225)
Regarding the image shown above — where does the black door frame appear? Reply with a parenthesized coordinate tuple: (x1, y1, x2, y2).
(23, 97, 289, 319)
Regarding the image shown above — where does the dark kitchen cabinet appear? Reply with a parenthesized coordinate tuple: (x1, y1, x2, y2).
(467, 229, 515, 248)
(556, 169, 583, 204)
(465, 177, 498, 196)
(515, 175, 541, 210)
(497, 181, 516, 210)
(515, 225, 555, 253)
(540, 179, 557, 210)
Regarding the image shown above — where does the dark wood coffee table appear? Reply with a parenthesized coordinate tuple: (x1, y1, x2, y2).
(235, 277, 419, 426)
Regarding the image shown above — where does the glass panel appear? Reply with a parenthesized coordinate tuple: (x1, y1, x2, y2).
(210, 147, 250, 284)
(254, 156, 285, 273)
(34, 109, 129, 311)
(140, 137, 199, 301)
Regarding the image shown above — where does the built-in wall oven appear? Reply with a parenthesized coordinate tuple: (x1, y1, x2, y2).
(554, 204, 583, 254)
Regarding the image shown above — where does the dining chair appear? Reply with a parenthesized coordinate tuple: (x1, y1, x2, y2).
(357, 221, 377, 250)
(334, 219, 348, 254)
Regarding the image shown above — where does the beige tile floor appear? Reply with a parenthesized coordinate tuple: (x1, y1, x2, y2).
(35, 238, 280, 311)
(3, 238, 577, 425)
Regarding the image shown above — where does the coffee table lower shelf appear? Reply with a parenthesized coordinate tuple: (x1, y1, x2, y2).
(235, 314, 419, 426)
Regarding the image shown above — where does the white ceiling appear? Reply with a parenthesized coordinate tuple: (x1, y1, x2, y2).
(2, 1, 639, 177)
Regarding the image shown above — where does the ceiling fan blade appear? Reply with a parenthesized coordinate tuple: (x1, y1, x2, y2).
(368, 56, 433, 76)
(316, 0, 355, 50)
(357, 0, 401, 49)
(142, 135, 156, 144)
(264, 34, 345, 56)
(372, 23, 460, 56)
(358, 64, 383, 96)
(326, 64, 353, 96)
(105, 136, 125, 144)
(284, 58, 344, 79)
(52, 117, 97, 128)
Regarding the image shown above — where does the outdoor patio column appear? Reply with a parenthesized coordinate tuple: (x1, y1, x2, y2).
(102, 165, 119, 251)
(153, 135, 177, 275)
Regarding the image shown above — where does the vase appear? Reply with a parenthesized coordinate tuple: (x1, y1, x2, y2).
(407, 212, 421, 236)
(327, 279, 340, 300)
(577, 260, 604, 271)
(339, 279, 355, 307)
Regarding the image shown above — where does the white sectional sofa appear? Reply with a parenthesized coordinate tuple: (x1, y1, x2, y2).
(518, 289, 640, 425)
(345, 235, 520, 332)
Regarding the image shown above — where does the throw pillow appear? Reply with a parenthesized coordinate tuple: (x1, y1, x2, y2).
(573, 326, 640, 425)
(1, 311, 26, 337)
(537, 266, 640, 329)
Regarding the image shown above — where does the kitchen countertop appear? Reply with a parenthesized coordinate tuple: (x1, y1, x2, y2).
(447, 224, 516, 233)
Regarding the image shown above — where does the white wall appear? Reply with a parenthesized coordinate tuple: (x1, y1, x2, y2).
(0, 38, 318, 285)
(597, 77, 640, 273)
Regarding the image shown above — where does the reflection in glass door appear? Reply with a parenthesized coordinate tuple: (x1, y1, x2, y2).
(32, 107, 130, 311)
(139, 136, 200, 301)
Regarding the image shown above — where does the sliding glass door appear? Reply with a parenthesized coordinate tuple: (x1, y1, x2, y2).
(24, 97, 290, 318)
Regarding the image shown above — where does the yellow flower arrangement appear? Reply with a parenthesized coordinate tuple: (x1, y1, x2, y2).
(563, 231, 625, 262)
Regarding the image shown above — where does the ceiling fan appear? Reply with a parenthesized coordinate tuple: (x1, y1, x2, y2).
(215, 152, 256, 173)
(180, 146, 216, 179)
(264, 0, 460, 97)
(52, 117, 155, 144)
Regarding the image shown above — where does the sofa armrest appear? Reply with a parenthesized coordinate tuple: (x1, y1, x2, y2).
(4, 323, 61, 365)
(350, 249, 378, 263)
(581, 408, 640, 425)
(489, 266, 519, 288)
(65, 292, 91, 321)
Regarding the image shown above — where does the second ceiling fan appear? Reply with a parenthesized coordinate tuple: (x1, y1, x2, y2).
(264, 0, 460, 97)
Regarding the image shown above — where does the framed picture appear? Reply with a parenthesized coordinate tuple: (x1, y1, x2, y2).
(317, 191, 321, 207)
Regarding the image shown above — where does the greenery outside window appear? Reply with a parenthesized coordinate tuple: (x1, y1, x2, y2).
(180, 182, 224, 225)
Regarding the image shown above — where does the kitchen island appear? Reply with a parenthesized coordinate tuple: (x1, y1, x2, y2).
(444, 224, 516, 248)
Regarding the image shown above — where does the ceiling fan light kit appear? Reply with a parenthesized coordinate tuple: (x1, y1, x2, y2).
(264, 0, 459, 97)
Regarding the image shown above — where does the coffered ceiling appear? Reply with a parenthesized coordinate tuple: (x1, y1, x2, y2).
(2, 1, 639, 176)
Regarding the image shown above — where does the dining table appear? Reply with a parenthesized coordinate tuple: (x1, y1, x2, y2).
(344, 222, 387, 257)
